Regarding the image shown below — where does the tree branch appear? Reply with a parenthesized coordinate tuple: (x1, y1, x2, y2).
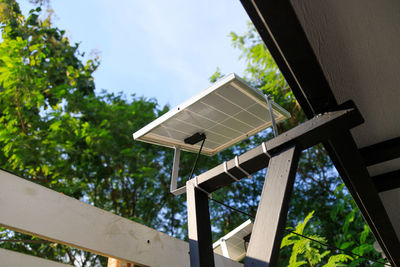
(15, 92, 28, 135)
(65, 247, 77, 266)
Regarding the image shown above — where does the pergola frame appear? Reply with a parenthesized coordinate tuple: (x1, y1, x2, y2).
(238, 0, 400, 266)
(186, 103, 364, 266)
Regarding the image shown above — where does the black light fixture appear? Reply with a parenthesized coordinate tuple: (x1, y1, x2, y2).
(243, 233, 251, 251)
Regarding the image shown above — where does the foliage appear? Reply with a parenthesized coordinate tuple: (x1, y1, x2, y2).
(0, 1, 100, 264)
(0, 0, 97, 188)
(0, 1, 188, 265)
(281, 211, 352, 267)
(329, 184, 386, 266)
(281, 208, 387, 266)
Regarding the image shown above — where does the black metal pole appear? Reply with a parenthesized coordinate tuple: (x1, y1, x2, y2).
(245, 145, 300, 267)
(186, 180, 215, 267)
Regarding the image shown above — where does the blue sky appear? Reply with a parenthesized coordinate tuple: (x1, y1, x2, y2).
(20, 0, 250, 108)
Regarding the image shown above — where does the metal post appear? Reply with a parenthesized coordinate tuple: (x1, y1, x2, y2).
(170, 146, 187, 195)
(186, 180, 215, 267)
(265, 95, 278, 137)
(170, 146, 180, 192)
(245, 145, 300, 267)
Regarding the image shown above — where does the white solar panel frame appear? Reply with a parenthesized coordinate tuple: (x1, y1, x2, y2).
(213, 219, 253, 261)
(133, 73, 290, 156)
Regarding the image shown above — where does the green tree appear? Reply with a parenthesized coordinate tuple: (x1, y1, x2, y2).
(0, 1, 189, 265)
(0, 1, 101, 264)
(0, 0, 97, 188)
(281, 211, 352, 267)
(281, 207, 385, 266)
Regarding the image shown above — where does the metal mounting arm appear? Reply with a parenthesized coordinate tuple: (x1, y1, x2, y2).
(265, 94, 278, 137)
(170, 146, 186, 196)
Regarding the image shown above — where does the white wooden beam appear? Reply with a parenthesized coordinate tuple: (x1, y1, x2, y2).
(0, 248, 73, 267)
(0, 169, 242, 267)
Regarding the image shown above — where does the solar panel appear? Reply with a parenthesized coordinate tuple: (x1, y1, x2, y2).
(133, 73, 290, 156)
(213, 219, 253, 261)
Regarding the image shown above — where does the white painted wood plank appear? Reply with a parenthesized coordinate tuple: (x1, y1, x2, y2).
(0, 248, 72, 267)
(0, 169, 242, 267)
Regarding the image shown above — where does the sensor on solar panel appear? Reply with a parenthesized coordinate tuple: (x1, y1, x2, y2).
(133, 73, 290, 195)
